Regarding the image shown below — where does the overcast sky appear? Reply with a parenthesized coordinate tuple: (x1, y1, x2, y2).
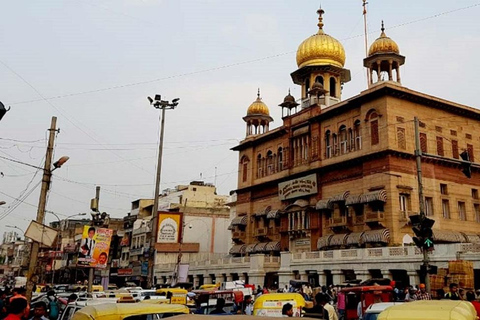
(1, 0, 479, 237)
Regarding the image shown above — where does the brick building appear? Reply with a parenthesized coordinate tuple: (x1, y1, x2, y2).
(230, 9, 480, 259)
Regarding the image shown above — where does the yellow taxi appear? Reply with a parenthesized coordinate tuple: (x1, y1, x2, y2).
(71, 303, 190, 320)
(377, 300, 477, 320)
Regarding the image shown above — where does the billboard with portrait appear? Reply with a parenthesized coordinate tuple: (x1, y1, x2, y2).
(157, 212, 182, 243)
(78, 226, 113, 269)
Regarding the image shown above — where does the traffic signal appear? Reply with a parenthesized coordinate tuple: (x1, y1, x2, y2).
(420, 264, 438, 275)
(411, 215, 435, 251)
(460, 150, 472, 178)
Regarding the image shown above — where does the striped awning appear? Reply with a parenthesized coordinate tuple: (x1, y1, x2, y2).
(329, 233, 348, 247)
(317, 235, 332, 250)
(316, 199, 333, 210)
(255, 207, 269, 217)
(265, 241, 281, 251)
(359, 190, 387, 204)
(346, 194, 362, 206)
(267, 210, 280, 219)
(245, 243, 257, 253)
(463, 234, 480, 244)
(285, 199, 311, 211)
(254, 242, 269, 252)
(361, 228, 390, 244)
(231, 215, 247, 226)
(330, 191, 350, 203)
(345, 232, 365, 246)
(229, 244, 246, 254)
(433, 230, 467, 243)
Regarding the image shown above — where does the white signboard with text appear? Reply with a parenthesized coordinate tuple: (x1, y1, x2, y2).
(278, 174, 317, 200)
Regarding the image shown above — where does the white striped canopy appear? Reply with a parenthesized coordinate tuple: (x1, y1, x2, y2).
(330, 191, 351, 202)
(229, 244, 246, 254)
(329, 233, 348, 247)
(317, 235, 332, 250)
(345, 232, 365, 246)
(433, 230, 467, 243)
(361, 228, 390, 244)
(316, 199, 333, 210)
(265, 241, 281, 251)
(359, 190, 387, 204)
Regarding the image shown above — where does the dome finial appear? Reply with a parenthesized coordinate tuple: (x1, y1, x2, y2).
(257, 88, 261, 100)
(317, 7, 325, 34)
(288, 88, 291, 95)
(381, 20, 385, 32)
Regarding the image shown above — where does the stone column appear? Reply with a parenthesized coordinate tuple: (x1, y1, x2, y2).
(356, 270, 370, 282)
(318, 271, 327, 287)
(407, 270, 419, 287)
(388, 60, 393, 80)
(332, 270, 344, 286)
(370, 68, 374, 85)
(193, 275, 200, 288)
(377, 61, 381, 81)
(396, 67, 401, 84)
(381, 269, 392, 280)
(300, 271, 308, 281)
(226, 274, 233, 282)
(204, 274, 213, 284)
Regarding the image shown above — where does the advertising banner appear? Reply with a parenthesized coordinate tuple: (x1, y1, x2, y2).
(78, 226, 113, 269)
(157, 212, 183, 243)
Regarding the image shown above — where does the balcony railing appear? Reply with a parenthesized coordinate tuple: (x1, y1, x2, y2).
(365, 211, 385, 222)
(232, 231, 245, 239)
(255, 228, 267, 237)
(328, 216, 347, 227)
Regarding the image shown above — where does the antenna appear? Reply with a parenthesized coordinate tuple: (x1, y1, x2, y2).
(363, 0, 371, 85)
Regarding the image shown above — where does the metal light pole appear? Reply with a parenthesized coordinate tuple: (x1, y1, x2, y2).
(147, 95, 179, 288)
(25, 116, 69, 302)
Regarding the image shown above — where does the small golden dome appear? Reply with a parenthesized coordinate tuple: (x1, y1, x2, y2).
(247, 89, 270, 116)
(296, 9, 346, 68)
(368, 21, 400, 56)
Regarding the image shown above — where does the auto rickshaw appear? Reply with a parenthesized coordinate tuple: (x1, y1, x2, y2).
(198, 284, 220, 291)
(71, 303, 190, 320)
(253, 293, 306, 317)
(377, 300, 477, 320)
(156, 288, 188, 305)
(342, 285, 394, 320)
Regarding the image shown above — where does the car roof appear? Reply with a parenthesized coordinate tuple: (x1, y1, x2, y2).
(366, 302, 403, 313)
(73, 303, 189, 318)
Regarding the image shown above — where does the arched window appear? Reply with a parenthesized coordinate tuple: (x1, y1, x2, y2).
(330, 77, 337, 97)
(332, 133, 338, 156)
(325, 130, 331, 158)
(315, 76, 324, 86)
(368, 111, 379, 145)
(257, 154, 262, 178)
(267, 150, 273, 175)
(354, 120, 362, 150)
(241, 156, 250, 182)
(339, 125, 347, 155)
(278, 147, 283, 171)
(305, 78, 310, 98)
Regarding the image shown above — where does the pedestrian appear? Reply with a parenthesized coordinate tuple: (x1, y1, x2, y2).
(209, 298, 228, 315)
(67, 294, 78, 304)
(318, 293, 338, 320)
(281, 303, 293, 317)
(46, 291, 60, 320)
(445, 283, 460, 300)
(415, 284, 431, 300)
(242, 295, 253, 315)
(336, 290, 345, 319)
(30, 302, 49, 320)
(304, 292, 329, 319)
(404, 287, 417, 302)
(4, 298, 28, 320)
(9, 288, 29, 317)
(466, 291, 480, 315)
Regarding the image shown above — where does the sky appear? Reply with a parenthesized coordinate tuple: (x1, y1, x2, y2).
(0, 0, 479, 237)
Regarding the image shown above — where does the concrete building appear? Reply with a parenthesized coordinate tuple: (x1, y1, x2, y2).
(153, 181, 231, 285)
(169, 8, 480, 289)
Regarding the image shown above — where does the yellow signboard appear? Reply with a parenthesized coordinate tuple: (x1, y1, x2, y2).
(157, 212, 182, 243)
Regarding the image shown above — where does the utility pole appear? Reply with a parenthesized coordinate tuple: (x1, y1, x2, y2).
(362, 0, 370, 85)
(414, 117, 430, 292)
(26, 116, 58, 302)
(147, 95, 179, 288)
(88, 186, 100, 293)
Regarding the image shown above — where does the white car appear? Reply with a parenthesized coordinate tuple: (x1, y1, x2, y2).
(364, 302, 404, 320)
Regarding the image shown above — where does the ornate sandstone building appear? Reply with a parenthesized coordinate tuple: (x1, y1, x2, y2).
(226, 9, 480, 287)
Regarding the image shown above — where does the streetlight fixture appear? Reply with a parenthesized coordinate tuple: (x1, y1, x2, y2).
(6, 225, 25, 235)
(147, 94, 179, 288)
(0, 201, 6, 206)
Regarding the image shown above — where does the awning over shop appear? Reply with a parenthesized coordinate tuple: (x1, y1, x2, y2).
(361, 228, 390, 244)
(330, 191, 350, 203)
(345, 232, 365, 246)
(433, 230, 467, 243)
(359, 190, 387, 204)
(231, 215, 247, 226)
(265, 241, 281, 251)
(316, 199, 333, 210)
(255, 207, 269, 217)
(346, 194, 362, 206)
(229, 244, 246, 255)
(245, 243, 257, 253)
(317, 235, 332, 250)
(285, 199, 311, 211)
(463, 234, 480, 243)
(254, 242, 269, 252)
(329, 234, 348, 247)
(267, 210, 280, 219)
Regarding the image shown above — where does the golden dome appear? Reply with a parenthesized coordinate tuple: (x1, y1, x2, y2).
(368, 22, 400, 56)
(247, 90, 270, 116)
(296, 9, 346, 68)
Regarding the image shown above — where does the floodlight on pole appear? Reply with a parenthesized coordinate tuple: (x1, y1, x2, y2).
(0, 201, 6, 206)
